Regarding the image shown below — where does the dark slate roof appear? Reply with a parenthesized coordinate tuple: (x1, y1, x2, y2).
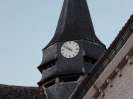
(0, 84, 46, 99)
(69, 15, 133, 99)
(46, 0, 103, 48)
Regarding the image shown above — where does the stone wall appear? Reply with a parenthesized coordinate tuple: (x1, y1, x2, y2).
(97, 56, 133, 99)
(83, 32, 133, 99)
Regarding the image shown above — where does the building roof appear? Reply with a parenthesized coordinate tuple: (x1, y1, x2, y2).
(69, 14, 133, 99)
(0, 84, 46, 99)
(46, 0, 103, 48)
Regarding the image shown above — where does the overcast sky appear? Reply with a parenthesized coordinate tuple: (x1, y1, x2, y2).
(0, 0, 132, 86)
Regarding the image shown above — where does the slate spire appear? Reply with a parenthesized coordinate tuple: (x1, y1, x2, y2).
(47, 0, 103, 47)
(38, 0, 106, 99)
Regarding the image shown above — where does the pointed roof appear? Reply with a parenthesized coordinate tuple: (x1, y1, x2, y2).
(46, 0, 103, 47)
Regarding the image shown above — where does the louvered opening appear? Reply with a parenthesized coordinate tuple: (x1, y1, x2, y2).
(84, 56, 96, 64)
(59, 74, 80, 82)
(43, 74, 81, 88)
(44, 78, 56, 88)
(44, 59, 57, 70)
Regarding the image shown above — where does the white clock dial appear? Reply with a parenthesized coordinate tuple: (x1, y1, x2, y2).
(61, 41, 80, 58)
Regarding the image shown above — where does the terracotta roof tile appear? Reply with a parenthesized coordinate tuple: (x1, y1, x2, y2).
(0, 84, 46, 99)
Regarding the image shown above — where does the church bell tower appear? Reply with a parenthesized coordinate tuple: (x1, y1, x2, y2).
(38, 0, 106, 99)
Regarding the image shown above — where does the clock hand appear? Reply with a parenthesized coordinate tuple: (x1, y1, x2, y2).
(64, 46, 73, 51)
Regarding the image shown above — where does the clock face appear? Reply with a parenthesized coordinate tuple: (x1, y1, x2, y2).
(61, 41, 80, 58)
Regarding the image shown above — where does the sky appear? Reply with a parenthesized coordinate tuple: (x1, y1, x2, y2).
(0, 0, 132, 86)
